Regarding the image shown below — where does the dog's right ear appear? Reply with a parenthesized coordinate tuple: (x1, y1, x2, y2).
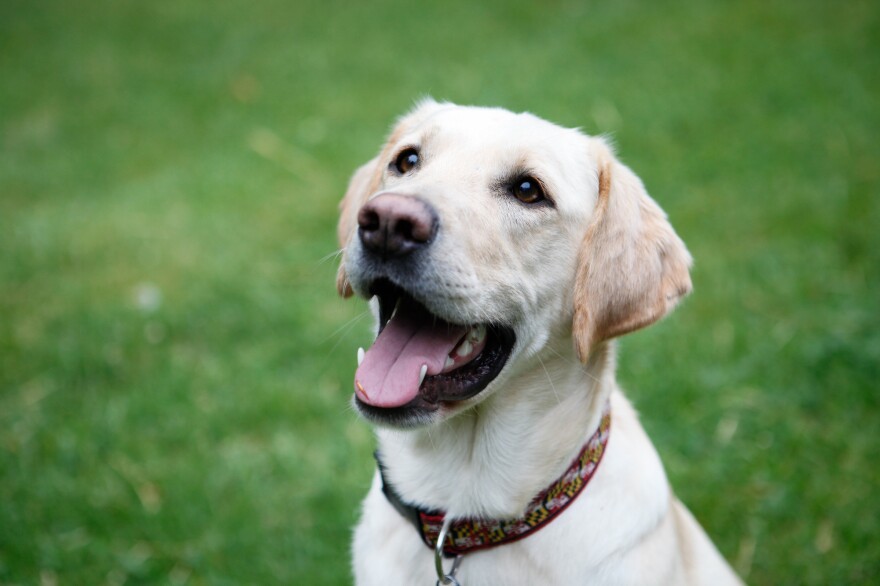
(336, 157, 379, 298)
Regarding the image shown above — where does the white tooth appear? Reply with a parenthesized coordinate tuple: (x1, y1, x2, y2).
(456, 339, 472, 357)
(390, 298, 401, 321)
(444, 356, 455, 370)
(469, 325, 486, 344)
(357, 347, 365, 366)
(419, 364, 428, 385)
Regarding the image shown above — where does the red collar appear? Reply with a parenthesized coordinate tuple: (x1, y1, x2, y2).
(376, 402, 611, 557)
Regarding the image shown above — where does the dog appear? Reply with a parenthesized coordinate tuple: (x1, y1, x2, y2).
(335, 99, 744, 586)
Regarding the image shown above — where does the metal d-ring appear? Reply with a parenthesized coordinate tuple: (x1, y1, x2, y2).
(434, 517, 464, 586)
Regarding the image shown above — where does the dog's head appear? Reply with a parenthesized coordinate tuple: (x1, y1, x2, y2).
(337, 100, 692, 427)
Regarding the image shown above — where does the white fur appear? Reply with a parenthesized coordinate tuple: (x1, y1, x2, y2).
(339, 101, 744, 586)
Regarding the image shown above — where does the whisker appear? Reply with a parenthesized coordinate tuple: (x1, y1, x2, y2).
(321, 309, 371, 345)
(318, 248, 346, 264)
(545, 345, 603, 385)
(537, 355, 561, 405)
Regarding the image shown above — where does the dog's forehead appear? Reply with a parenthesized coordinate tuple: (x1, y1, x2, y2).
(412, 105, 582, 153)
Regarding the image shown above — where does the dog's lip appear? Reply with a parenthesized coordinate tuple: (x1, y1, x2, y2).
(369, 278, 459, 332)
(354, 394, 440, 428)
(356, 278, 515, 421)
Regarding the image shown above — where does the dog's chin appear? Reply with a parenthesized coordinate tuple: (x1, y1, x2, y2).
(353, 396, 440, 429)
(353, 278, 516, 429)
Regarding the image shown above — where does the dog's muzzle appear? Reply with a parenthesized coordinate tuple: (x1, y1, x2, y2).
(349, 194, 515, 427)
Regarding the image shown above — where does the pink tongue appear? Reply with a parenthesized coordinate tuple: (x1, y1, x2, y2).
(355, 300, 467, 408)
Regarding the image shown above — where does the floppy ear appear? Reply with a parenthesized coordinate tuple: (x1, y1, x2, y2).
(573, 141, 693, 362)
(336, 157, 380, 298)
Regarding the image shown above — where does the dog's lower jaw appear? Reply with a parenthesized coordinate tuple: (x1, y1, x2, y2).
(352, 396, 441, 429)
(372, 341, 616, 520)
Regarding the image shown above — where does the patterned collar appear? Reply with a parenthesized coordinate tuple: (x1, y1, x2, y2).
(375, 402, 611, 557)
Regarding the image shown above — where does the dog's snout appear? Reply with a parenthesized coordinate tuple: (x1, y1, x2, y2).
(357, 194, 437, 258)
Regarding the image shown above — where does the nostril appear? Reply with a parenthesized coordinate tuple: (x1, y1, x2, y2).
(394, 219, 415, 241)
(407, 216, 434, 243)
(358, 207, 381, 232)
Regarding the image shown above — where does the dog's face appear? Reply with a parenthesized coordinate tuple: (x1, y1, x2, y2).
(337, 100, 692, 427)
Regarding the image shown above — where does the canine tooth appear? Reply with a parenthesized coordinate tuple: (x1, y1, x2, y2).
(444, 356, 455, 370)
(456, 339, 472, 357)
(357, 347, 365, 366)
(469, 324, 486, 344)
(419, 364, 428, 385)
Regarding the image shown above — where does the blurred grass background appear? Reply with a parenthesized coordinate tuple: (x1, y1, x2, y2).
(1, 0, 878, 583)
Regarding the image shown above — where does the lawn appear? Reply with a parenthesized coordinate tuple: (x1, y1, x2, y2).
(1, 0, 878, 583)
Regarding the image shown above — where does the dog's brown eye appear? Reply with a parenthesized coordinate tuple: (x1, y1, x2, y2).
(511, 176, 545, 204)
(394, 148, 420, 174)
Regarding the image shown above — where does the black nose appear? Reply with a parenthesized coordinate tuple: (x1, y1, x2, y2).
(357, 194, 438, 258)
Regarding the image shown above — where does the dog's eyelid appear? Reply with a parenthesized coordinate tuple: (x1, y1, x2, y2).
(389, 144, 422, 175)
(529, 176, 555, 206)
(500, 171, 555, 208)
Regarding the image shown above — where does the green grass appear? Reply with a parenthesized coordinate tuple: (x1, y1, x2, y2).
(1, 0, 878, 583)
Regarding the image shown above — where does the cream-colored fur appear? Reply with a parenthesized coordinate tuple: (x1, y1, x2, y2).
(338, 100, 744, 586)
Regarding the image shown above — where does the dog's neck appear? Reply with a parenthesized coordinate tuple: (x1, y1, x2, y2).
(375, 340, 616, 520)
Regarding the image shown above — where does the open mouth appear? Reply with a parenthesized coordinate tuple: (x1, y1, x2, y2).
(354, 278, 515, 423)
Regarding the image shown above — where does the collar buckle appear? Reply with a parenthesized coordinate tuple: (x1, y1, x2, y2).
(435, 517, 464, 585)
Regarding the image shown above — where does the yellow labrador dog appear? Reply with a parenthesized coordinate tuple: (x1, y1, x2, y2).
(336, 100, 743, 586)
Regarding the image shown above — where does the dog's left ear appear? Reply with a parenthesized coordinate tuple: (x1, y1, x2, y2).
(573, 140, 693, 362)
(336, 157, 379, 298)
